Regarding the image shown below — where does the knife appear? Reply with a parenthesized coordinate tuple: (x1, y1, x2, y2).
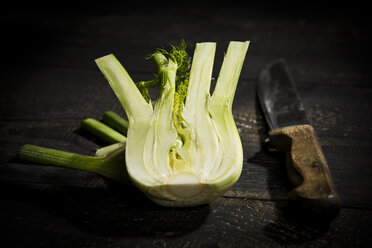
(257, 60, 341, 219)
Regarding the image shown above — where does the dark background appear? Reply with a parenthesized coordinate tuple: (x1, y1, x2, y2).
(1, 1, 371, 247)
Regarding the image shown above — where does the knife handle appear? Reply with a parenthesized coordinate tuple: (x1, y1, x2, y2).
(268, 124, 341, 219)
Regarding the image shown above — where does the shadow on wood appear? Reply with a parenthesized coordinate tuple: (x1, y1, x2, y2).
(1, 179, 210, 238)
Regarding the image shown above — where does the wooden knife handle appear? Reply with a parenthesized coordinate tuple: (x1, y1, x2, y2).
(268, 124, 341, 219)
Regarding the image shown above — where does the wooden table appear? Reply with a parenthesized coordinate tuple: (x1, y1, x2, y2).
(1, 3, 371, 247)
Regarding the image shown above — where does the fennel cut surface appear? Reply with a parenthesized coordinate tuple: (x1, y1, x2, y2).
(96, 41, 250, 207)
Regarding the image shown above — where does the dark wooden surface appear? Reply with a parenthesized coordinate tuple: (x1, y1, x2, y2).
(1, 2, 371, 247)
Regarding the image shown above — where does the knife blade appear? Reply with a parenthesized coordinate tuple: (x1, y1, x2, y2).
(257, 60, 340, 219)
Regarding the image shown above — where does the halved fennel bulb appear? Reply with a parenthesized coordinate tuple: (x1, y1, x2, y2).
(95, 41, 250, 207)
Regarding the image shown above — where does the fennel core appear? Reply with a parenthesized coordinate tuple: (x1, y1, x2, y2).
(16, 41, 250, 207)
(95, 41, 249, 206)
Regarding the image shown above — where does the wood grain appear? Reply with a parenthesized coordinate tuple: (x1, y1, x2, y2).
(1, 3, 371, 247)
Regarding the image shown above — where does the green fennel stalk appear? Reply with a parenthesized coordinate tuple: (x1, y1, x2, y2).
(16, 142, 129, 183)
(102, 111, 129, 136)
(81, 118, 126, 144)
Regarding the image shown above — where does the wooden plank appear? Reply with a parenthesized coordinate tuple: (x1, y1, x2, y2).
(1, 66, 371, 207)
(2, 6, 370, 86)
(1, 4, 371, 247)
(0, 180, 371, 247)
